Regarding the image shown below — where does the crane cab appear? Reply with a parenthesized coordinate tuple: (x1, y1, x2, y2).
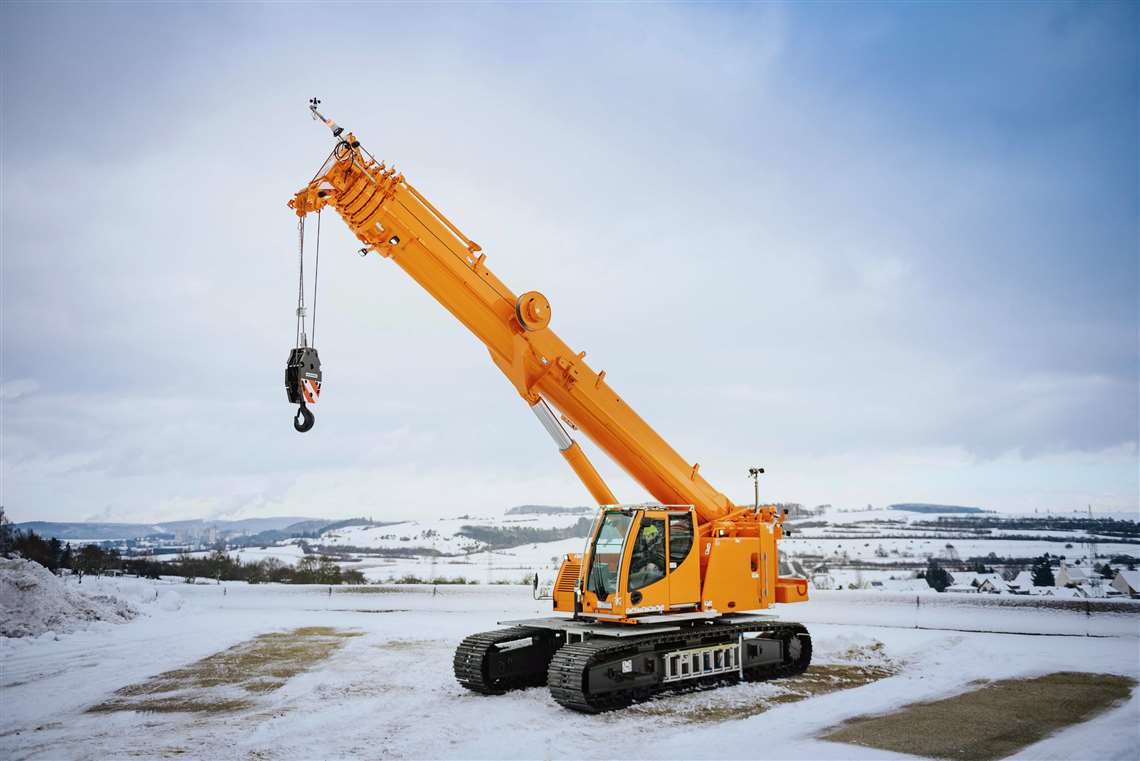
(553, 503, 808, 622)
(553, 505, 701, 621)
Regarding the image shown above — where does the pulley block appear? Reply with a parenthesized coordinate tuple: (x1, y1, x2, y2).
(286, 346, 322, 432)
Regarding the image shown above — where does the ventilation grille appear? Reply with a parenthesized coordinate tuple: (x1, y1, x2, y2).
(555, 559, 581, 594)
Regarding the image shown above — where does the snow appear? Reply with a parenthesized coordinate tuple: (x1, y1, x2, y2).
(229, 544, 308, 565)
(783, 535, 1138, 564)
(1116, 570, 1140, 593)
(1, 578, 1137, 760)
(147, 506, 1139, 598)
(318, 513, 587, 556)
(1010, 570, 1035, 590)
(346, 537, 585, 584)
(0, 558, 137, 638)
(783, 506, 1140, 568)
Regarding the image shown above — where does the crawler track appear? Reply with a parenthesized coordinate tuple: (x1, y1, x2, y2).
(453, 626, 563, 694)
(547, 621, 811, 713)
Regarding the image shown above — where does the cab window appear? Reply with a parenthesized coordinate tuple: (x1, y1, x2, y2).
(586, 511, 631, 599)
(669, 513, 693, 566)
(628, 517, 666, 591)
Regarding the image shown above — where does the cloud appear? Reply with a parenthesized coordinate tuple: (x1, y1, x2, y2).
(1, 2, 1135, 522)
(0, 379, 39, 401)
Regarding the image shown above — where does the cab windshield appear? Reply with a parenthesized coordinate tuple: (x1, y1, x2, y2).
(586, 511, 632, 600)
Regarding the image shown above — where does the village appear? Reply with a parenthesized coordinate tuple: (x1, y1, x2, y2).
(808, 562, 1140, 599)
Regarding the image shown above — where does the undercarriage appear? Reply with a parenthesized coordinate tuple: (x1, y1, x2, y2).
(453, 615, 812, 713)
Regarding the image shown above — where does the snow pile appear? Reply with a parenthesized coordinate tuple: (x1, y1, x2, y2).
(0, 558, 137, 638)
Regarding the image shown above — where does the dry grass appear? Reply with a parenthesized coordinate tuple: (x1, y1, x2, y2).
(89, 627, 360, 715)
(373, 638, 433, 651)
(821, 671, 1137, 761)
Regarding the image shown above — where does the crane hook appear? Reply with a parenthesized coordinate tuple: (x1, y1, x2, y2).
(294, 403, 315, 433)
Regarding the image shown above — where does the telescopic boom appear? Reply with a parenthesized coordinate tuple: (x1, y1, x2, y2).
(287, 102, 737, 524)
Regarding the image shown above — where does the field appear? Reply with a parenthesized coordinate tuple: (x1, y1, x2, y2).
(2, 576, 1137, 760)
(161, 506, 1140, 590)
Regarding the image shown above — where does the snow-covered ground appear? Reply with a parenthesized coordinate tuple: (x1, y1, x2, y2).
(318, 513, 588, 554)
(785, 507, 1139, 563)
(170, 505, 1140, 591)
(1, 576, 1137, 760)
(0, 559, 137, 638)
(784, 535, 1139, 563)
(344, 537, 583, 584)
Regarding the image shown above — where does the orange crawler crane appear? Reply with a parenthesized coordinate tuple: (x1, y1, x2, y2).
(287, 101, 811, 712)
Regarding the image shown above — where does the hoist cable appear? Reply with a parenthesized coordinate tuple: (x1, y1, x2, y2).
(296, 216, 306, 346)
(311, 210, 321, 347)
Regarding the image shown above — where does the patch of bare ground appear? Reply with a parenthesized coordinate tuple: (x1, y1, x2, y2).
(626, 642, 897, 723)
(126, 748, 189, 758)
(821, 671, 1137, 761)
(373, 638, 435, 651)
(88, 627, 361, 715)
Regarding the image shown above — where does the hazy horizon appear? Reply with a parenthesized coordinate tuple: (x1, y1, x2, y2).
(9, 503, 1137, 527)
(3, 2, 1137, 524)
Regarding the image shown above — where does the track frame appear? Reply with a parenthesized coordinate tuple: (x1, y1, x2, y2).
(454, 615, 812, 712)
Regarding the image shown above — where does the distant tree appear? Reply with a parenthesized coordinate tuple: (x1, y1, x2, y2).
(1003, 564, 1025, 582)
(77, 544, 105, 577)
(925, 559, 953, 592)
(317, 556, 341, 584)
(0, 506, 13, 556)
(245, 561, 267, 584)
(294, 555, 321, 584)
(1031, 557, 1055, 587)
(1097, 564, 1115, 580)
(258, 557, 290, 583)
(12, 529, 60, 569)
(47, 538, 63, 571)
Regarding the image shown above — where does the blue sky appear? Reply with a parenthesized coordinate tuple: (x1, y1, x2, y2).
(2, 2, 1136, 522)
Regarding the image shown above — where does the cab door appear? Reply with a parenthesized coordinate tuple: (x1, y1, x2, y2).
(623, 511, 669, 613)
(667, 509, 700, 607)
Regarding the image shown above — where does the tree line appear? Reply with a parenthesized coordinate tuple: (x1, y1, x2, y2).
(457, 517, 594, 550)
(918, 553, 1123, 592)
(163, 551, 366, 585)
(0, 511, 365, 585)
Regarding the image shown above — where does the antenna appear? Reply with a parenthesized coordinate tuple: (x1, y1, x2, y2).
(308, 97, 344, 138)
(748, 467, 765, 511)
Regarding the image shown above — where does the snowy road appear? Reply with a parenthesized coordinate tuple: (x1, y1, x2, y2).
(2, 578, 1138, 760)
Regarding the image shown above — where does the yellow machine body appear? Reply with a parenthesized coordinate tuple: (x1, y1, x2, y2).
(551, 505, 808, 623)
